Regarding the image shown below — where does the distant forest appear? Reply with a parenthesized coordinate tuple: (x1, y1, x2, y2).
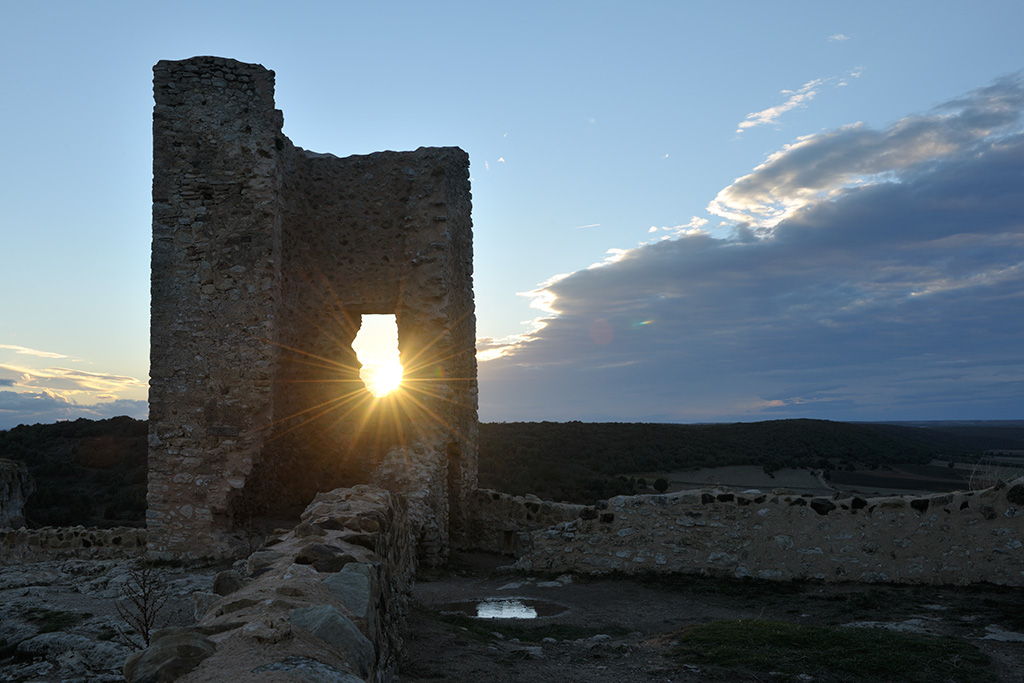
(478, 419, 1024, 503)
(1, 417, 1022, 526)
(0, 416, 147, 527)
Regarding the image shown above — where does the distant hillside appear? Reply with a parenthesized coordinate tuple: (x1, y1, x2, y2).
(0, 416, 147, 527)
(2, 417, 1021, 525)
(859, 421, 1024, 453)
(478, 419, 1024, 503)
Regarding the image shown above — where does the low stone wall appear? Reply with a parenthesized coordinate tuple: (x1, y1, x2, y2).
(126, 485, 415, 683)
(0, 526, 146, 562)
(514, 479, 1024, 586)
(465, 488, 585, 555)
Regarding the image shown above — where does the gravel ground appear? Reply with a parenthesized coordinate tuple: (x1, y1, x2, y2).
(0, 558, 220, 682)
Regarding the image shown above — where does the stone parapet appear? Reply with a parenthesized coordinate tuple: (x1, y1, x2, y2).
(513, 479, 1024, 586)
(127, 485, 414, 683)
(0, 526, 146, 563)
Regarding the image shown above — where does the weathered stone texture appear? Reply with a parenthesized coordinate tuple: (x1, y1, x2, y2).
(124, 628, 217, 683)
(466, 488, 585, 555)
(140, 485, 416, 683)
(511, 478, 1024, 586)
(0, 526, 146, 562)
(148, 56, 476, 560)
(149, 57, 285, 559)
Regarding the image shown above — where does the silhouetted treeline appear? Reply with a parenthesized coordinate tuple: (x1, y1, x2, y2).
(2, 417, 1022, 525)
(0, 416, 147, 527)
(477, 419, 1024, 503)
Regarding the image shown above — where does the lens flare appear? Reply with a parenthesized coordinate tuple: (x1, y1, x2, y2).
(352, 315, 404, 398)
(362, 360, 403, 398)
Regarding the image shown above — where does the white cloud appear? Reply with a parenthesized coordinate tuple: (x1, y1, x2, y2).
(736, 69, 865, 134)
(736, 79, 824, 133)
(0, 344, 147, 429)
(641, 218, 710, 243)
(666, 216, 709, 237)
(0, 390, 147, 429)
(0, 364, 144, 394)
(828, 33, 850, 42)
(714, 74, 1024, 229)
(0, 344, 66, 359)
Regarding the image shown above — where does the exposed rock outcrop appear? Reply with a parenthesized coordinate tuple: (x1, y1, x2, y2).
(0, 457, 34, 528)
(123, 627, 217, 683)
(0, 558, 218, 682)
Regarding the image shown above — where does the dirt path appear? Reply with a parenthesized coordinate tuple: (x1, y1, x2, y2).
(398, 552, 1024, 682)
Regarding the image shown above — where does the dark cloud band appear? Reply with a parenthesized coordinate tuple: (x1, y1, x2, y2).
(481, 75, 1024, 423)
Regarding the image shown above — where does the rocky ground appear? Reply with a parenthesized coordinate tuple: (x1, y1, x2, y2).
(0, 558, 222, 682)
(2, 553, 1022, 682)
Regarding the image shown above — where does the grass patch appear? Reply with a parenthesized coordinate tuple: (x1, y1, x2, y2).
(20, 607, 91, 634)
(668, 619, 990, 682)
(436, 611, 629, 643)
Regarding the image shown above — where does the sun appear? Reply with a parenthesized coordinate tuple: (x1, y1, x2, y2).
(351, 315, 404, 398)
(361, 359, 403, 398)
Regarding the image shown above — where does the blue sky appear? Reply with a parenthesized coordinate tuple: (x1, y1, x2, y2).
(2, 1, 1023, 428)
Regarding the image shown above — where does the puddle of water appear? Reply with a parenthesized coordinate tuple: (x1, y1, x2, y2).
(440, 597, 567, 619)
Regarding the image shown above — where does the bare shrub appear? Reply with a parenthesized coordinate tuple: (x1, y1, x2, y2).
(115, 559, 170, 649)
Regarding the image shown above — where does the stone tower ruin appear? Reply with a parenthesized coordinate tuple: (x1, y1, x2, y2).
(148, 57, 477, 560)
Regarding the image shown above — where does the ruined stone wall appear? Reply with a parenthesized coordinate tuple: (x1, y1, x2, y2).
(127, 485, 414, 683)
(466, 488, 585, 555)
(149, 57, 284, 558)
(149, 56, 476, 560)
(502, 479, 1024, 586)
(0, 526, 147, 563)
(262, 144, 478, 554)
